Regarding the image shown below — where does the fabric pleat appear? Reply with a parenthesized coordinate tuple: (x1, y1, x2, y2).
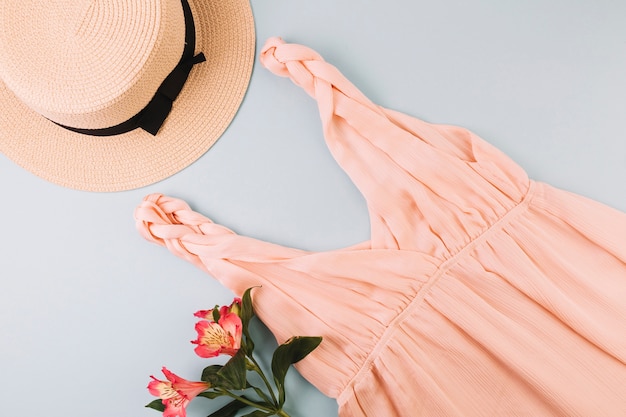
(135, 37, 626, 416)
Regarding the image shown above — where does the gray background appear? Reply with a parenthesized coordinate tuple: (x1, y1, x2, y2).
(1, 1, 625, 416)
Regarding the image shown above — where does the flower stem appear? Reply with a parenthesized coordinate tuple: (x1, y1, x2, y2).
(216, 388, 275, 414)
(247, 356, 279, 406)
(276, 410, 291, 417)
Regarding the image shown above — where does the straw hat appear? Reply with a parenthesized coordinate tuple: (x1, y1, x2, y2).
(0, 0, 255, 192)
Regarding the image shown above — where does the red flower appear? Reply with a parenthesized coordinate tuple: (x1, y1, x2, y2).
(192, 298, 243, 358)
(148, 367, 210, 417)
(194, 297, 242, 320)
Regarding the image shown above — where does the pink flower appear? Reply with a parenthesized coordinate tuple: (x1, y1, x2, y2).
(148, 367, 210, 417)
(192, 311, 243, 358)
(194, 297, 242, 320)
(222, 297, 242, 317)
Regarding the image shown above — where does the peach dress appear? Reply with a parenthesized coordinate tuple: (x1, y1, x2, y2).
(135, 38, 626, 416)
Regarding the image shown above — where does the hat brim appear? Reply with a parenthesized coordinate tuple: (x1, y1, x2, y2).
(0, 0, 255, 192)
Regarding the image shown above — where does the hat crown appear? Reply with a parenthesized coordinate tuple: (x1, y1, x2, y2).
(0, 0, 185, 129)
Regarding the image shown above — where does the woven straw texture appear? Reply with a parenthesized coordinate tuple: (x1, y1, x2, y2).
(0, 0, 255, 191)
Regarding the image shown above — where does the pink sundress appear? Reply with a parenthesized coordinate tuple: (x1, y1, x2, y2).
(135, 38, 626, 416)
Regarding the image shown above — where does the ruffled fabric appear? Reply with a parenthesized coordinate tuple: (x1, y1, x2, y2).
(135, 38, 626, 416)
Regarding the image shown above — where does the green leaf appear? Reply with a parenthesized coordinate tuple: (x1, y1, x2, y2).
(206, 398, 250, 417)
(249, 384, 273, 405)
(212, 305, 221, 323)
(241, 410, 271, 417)
(271, 336, 322, 406)
(240, 287, 257, 355)
(240, 287, 256, 330)
(145, 399, 165, 412)
(198, 390, 224, 400)
(243, 330, 255, 355)
(217, 349, 248, 390)
(201, 365, 224, 385)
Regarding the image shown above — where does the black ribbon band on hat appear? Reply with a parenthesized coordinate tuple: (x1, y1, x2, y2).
(55, 0, 205, 136)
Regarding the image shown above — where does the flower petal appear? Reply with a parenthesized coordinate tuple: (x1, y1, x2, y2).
(148, 368, 209, 417)
(193, 309, 213, 319)
(219, 313, 243, 350)
(192, 320, 233, 357)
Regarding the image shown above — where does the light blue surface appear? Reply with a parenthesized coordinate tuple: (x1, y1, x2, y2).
(0, 1, 624, 416)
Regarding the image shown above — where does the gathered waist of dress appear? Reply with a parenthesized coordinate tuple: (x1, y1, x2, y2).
(337, 180, 538, 402)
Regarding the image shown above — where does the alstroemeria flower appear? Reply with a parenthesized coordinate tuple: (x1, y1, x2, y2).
(192, 311, 243, 358)
(194, 297, 242, 321)
(148, 367, 210, 417)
